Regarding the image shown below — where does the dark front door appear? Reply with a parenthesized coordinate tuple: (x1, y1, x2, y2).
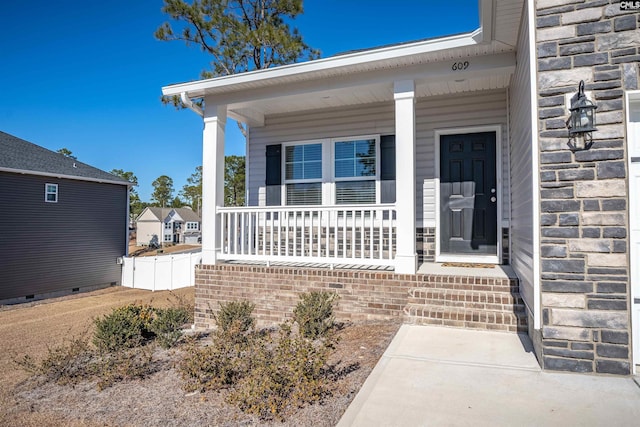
(440, 132, 497, 256)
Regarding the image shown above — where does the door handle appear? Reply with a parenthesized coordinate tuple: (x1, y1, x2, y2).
(491, 196, 497, 203)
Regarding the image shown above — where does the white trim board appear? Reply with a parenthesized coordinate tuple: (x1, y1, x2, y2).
(434, 125, 503, 264)
(626, 90, 640, 373)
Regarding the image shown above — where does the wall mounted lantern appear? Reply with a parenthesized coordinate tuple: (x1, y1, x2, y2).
(566, 80, 597, 151)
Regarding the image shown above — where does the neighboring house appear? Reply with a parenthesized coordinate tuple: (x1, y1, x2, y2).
(0, 131, 130, 304)
(163, 0, 640, 375)
(135, 207, 201, 246)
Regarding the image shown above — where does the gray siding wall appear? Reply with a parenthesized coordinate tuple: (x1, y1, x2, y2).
(0, 172, 127, 301)
(509, 4, 535, 315)
(247, 90, 509, 228)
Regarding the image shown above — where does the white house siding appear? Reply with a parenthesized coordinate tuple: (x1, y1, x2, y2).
(136, 209, 162, 246)
(508, 5, 535, 315)
(247, 90, 509, 230)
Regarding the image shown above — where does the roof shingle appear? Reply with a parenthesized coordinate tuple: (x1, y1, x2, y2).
(0, 131, 130, 185)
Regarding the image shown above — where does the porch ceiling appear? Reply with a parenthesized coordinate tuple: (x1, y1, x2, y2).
(228, 68, 514, 119)
(225, 47, 515, 120)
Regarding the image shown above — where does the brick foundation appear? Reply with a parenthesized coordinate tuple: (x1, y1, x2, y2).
(417, 227, 436, 264)
(195, 263, 525, 333)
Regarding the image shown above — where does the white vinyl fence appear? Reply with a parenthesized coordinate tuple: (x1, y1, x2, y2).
(121, 251, 201, 291)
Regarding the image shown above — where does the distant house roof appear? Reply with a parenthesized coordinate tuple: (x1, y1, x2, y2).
(139, 206, 201, 223)
(0, 131, 130, 186)
(174, 207, 201, 222)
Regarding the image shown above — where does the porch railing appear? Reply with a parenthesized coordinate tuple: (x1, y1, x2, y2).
(217, 204, 396, 266)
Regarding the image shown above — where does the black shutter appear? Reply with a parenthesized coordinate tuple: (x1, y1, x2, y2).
(265, 144, 282, 206)
(380, 135, 395, 181)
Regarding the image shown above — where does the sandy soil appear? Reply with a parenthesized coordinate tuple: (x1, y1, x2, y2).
(0, 287, 399, 426)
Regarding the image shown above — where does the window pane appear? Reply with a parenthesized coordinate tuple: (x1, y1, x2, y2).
(336, 181, 375, 204)
(356, 157, 376, 176)
(286, 183, 322, 205)
(335, 159, 353, 178)
(334, 139, 376, 178)
(335, 141, 353, 160)
(356, 139, 374, 156)
(285, 144, 322, 180)
(286, 162, 303, 180)
(285, 145, 303, 162)
(304, 161, 322, 179)
(46, 194, 57, 202)
(304, 144, 322, 161)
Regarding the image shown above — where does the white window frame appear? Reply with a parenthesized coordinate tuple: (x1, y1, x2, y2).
(282, 139, 326, 205)
(45, 183, 58, 203)
(278, 135, 385, 206)
(331, 135, 380, 205)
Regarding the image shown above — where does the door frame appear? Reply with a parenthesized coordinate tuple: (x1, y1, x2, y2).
(435, 125, 502, 264)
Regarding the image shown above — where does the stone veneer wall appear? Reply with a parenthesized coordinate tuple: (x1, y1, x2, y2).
(535, 0, 638, 374)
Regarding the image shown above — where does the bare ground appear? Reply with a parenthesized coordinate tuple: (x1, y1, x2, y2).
(128, 244, 201, 257)
(0, 287, 400, 426)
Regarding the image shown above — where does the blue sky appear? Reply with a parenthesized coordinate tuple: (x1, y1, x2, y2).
(0, 0, 478, 201)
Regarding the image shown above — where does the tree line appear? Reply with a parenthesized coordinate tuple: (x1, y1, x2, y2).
(57, 148, 245, 218)
(113, 156, 246, 218)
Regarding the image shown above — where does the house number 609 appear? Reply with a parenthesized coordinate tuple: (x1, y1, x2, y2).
(451, 61, 469, 71)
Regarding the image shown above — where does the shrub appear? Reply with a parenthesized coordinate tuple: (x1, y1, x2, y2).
(179, 303, 257, 392)
(213, 300, 255, 335)
(293, 291, 339, 340)
(16, 332, 94, 386)
(93, 346, 156, 390)
(179, 332, 254, 392)
(15, 331, 155, 390)
(93, 304, 155, 352)
(227, 321, 332, 420)
(166, 291, 195, 323)
(150, 307, 191, 349)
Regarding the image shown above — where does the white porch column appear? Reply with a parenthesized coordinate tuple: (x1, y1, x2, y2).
(201, 104, 227, 265)
(394, 80, 417, 274)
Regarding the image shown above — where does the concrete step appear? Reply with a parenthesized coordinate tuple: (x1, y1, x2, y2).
(403, 303, 528, 333)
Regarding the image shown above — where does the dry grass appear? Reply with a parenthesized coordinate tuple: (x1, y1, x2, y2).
(0, 287, 400, 426)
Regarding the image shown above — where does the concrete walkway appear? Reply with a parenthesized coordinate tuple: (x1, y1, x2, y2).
(338, 325, 640, 426)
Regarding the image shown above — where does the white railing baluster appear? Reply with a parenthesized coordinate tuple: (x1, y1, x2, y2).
(293, 210, 298, 257)
(285, 210, 290, 257)
(215, 204, 396, 266)
(276, 210, 281, 256)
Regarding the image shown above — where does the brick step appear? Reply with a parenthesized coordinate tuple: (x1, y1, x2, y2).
(415, 276, 519, 293)
(408, 288, 524, 312)
(403, 303, 528, 333)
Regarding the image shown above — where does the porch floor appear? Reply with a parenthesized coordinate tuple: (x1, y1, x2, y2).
(223, 259, 516, 279)
(417, 263, 517, 279)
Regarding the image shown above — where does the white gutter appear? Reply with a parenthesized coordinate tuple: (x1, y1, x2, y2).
(180, 92, 203, 117)
(0, 167, 132, 187)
